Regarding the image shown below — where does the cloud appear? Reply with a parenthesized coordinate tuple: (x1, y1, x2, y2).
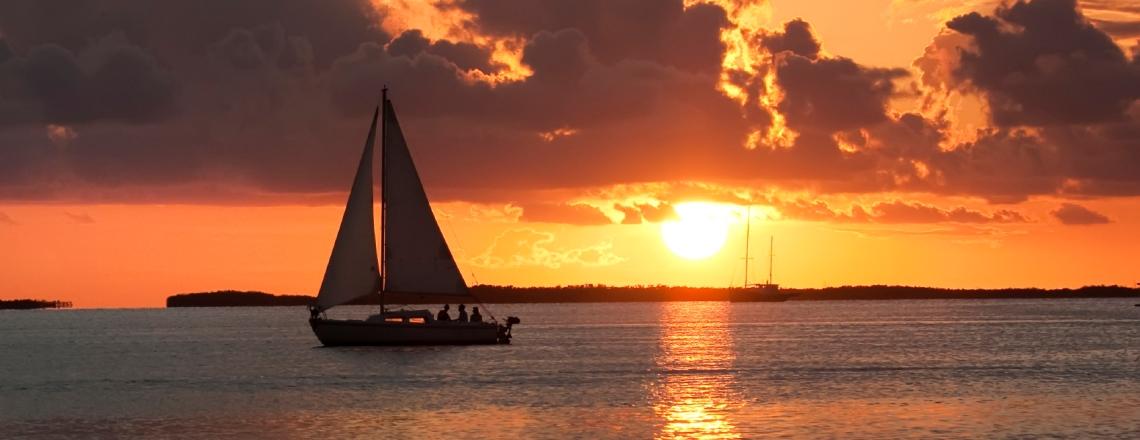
(901, 0, 1140, 201)
(522, 29, 595, 83)
(0, 0, 387, 68)
(0, 211, 15, 225)
(868, 200, 1028, 223)
(386, 29, 497, 73)
(775, 54, 909, 133)
(456, 0, 728, 73)
(0, 0, 1136, 211)
(614, 202, 676, 224)
(456, 203, 523, 223)
(1051, 202, 1111, 224)
(0, 35, 178, 125)
(519, 203, 611, 225)
(761, 19, 821, 60)
(46, 124, 77, 144)
(769, 197, 1029, 224)
(928, 0, 1140, 126)
(63, 211, 95, 224)
(832, 224, 1026, 239)
(470, 228, 625, 268)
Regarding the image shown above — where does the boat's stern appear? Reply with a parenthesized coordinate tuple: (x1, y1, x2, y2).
(497, 316, 521, 344)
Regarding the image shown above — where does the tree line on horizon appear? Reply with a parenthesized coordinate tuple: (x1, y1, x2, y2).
(0, 299, 73, 310)
(163, 285, 1140, 307)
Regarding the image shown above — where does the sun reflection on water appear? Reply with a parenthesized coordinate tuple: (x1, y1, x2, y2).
(652, 302, 742, 440)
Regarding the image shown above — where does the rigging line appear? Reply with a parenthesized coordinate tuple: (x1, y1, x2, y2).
(438, 206, 498, 322)
(465, 271, 498, 322)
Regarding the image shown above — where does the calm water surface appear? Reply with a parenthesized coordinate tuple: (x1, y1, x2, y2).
(2, 300, 1138, 438)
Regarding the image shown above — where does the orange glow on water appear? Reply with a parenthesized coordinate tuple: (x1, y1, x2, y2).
(652, 302, 741, 439)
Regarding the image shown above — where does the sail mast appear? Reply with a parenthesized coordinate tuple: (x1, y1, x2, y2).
(381, 93, 470, 297)
(768, 236, 774, 285)
(380, 86, 388, 312)
(743, 205, 751, 287)
(312, 107, 380, 312)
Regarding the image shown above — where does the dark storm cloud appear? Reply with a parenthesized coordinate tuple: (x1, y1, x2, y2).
(212, 25, 316, 70)
(326, 28, 731, 135)
(0, 0, 386, 67)
(1, 0, 746, 203)
(755, 19, 909, 134)
(0, 39, 12, 62)
(522, 29, 595, 83)
(386, 29, 497, 73)
(0, 0, 391, 196)
(0, 36, 177, 125)
(942, 0, 1140, 126)
(761, 19, 820, 60)
(0, 0, 1137, 213)
(886, 0, 1140, 201)
(776, 55, 908, 133)
(1051, 202, 1111, 224)
(456, 0, 728, 72)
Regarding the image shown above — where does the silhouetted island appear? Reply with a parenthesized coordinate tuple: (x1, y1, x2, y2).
(166, 290, 313, 307)
(165, 285, 1140, 307)
(0, 299, 73, 310)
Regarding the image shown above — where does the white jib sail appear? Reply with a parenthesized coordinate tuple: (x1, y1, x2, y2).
(315, 107, 381, 310)
(382, 98, 469, 296)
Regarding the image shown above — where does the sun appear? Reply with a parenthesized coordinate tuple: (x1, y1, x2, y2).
(660, 202, 733, 260)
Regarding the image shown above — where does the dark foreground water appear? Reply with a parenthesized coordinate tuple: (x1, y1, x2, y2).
(2, 300, 1138, 439)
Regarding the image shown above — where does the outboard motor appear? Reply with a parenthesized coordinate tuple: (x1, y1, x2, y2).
(497, 316, 521, 344)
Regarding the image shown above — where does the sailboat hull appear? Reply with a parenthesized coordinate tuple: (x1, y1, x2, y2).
(729, 284, 794, 302)
(310, 318, 504, 346)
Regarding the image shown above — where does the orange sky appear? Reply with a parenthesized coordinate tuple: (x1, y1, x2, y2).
(2, 197, 1136, 308)
(1, 0, 1138, 307)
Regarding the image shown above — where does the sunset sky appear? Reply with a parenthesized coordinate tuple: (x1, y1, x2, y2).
(1, 0, 1138, 307)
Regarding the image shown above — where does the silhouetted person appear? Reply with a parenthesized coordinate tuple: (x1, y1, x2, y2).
(437, 304, 451, 321)
(470, 307, 483, 323)
(457, 304, 468, 322)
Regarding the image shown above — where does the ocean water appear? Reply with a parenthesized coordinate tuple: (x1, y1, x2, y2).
(1, 299, 1138, 439)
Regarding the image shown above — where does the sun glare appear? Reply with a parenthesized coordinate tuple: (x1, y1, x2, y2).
(660, 202, 733, 260)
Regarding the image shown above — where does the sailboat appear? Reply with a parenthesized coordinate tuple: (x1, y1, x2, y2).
(308, 89, 519, 346)
(729, 207, 794, 302)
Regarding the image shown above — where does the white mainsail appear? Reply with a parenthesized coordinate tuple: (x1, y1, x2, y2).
(314, 107, 381, 310)
(381, 98, 470, 296)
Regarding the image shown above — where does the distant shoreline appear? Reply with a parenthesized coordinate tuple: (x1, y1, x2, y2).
(165, 285, 1140, 307)
(0, 299, 74, 310)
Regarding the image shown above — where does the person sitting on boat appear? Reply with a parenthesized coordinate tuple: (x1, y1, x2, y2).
(437, 304, 451, 321)
(457, 304, 468, 322)
(470, 307, 483, 323)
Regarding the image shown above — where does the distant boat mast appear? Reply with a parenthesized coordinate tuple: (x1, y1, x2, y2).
(767, 236, 774, 285)
(744, 206, 751, 287)
(743, 205, 774, 287)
